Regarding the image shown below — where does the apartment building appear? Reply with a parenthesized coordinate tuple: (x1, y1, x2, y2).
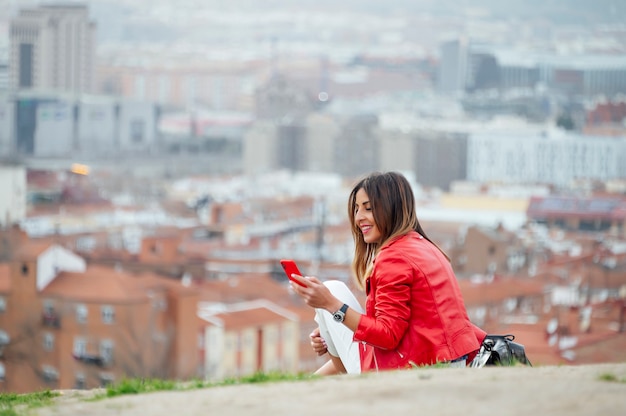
(467, 133, 626, 187)
(0, 163, 26, 227)
(242, 112, 377, 178)
(437, 37, 470, 95)
(9, 4, 96, 94)
(199, 300, 300, 381)
(0, 237, 199, 393)
(454, 40, 626, 98)
(242, 114, 338, 177)
(452, 225, 527, 277)
(527, 195, 626, 237)
(5, 91, 158, 158)
(455, 221, 626, 365)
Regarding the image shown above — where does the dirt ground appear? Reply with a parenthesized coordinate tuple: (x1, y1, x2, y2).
(32, 363, 626, 416)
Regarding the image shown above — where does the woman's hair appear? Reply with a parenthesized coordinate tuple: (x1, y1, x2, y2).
(348, 171, 450, 289)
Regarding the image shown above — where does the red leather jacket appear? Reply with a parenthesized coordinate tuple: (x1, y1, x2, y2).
(353, 231, 486, 371)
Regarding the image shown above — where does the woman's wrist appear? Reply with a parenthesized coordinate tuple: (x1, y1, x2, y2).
(327, 300, 344, 314)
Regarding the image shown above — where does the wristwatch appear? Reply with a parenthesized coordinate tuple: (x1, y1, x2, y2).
(333, 304, 349, 323)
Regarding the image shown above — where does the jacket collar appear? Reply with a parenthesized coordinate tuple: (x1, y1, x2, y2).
(378, 230, 419, 252)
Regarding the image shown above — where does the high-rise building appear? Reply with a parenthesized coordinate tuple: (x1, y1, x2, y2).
(437, 37, 469, 96)
(9, 4, 96, 94)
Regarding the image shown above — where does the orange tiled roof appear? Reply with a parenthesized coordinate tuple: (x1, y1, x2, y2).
(42, 265, 152, 303)
(131, 271, 198, 296)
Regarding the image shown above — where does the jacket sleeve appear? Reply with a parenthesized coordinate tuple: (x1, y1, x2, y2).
(353, 254, 412, 350)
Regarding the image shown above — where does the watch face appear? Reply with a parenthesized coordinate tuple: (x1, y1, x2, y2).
(333, 312, 344, 322)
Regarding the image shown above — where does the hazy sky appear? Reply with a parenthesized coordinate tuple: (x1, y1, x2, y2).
(1, 0, 623, 60)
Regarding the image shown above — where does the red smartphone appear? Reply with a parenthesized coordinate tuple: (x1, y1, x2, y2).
(280, 259, 307, 287)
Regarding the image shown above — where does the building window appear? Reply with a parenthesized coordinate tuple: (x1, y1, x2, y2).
(0, 330, 10, 355)
(0, 362, 5, 381)
(73, 337, 87, 357)
(42, 300, 60, 328)
(99, 372, 114, 387)
(76, 304, 88, 324)
(150, 242, 161, 254)
(76, 236, 96, 252)
(99, 340, 114, 365)
(74, 373, 86, 389)
(19, 43, 33, 88)
(0, 297, 5, 313)
(42, 365, 59, 382)
(43, 333, 54, 351)
(21, 263, 28, 275)
(43, 300, 54, 314)
(130, 120, 145, 143)
(101, 306, 115, 324)
(152, 298, 167, 311)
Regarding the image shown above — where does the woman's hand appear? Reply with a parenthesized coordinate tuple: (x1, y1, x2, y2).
(309, 327, 328, 356)
(289, 274, 342, 313)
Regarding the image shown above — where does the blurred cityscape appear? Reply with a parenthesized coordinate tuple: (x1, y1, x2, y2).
(0, 0, 626, 393)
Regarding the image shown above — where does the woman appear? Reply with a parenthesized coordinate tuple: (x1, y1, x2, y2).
(289, 171, 486, 375)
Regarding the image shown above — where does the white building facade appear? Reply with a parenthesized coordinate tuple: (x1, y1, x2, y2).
(468, 133, 626, 187)
(0, 164, 26, 226)
(9, 92, 158, 158)
(0, 99, 14, 155)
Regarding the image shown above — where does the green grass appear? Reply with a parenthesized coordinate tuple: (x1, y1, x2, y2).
(0, 372, 314, 414)
(0, 390, 60, 415)
(104, 378, 178, 398)
(103, 371, 314, 399)
(597, 372, 626, 383)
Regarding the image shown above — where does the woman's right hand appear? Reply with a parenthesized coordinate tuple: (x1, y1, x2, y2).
(309, 327, 328, 356)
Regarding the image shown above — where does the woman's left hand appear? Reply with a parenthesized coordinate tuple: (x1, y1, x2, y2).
(290, 275, 340, 312)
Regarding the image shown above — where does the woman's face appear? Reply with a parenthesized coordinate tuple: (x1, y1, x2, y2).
(354, 188, 382, 244)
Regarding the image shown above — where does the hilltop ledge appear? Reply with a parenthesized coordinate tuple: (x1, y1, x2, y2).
(33, 363, 626, 416)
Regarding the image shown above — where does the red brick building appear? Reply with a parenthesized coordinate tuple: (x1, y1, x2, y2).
(0, 239, 199, 393)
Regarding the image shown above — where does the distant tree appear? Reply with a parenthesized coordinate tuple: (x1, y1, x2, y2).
(2, 310, 52, 392)
(556, 113, 575, 130)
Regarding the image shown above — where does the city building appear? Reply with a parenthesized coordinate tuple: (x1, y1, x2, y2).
(333, 114, 379, 178)
(5, 91, 158, 158)
(0, 60, 8, 94)
(99, 61, 260, 112)
(527, 195, 626, 237)
(0, 99, 14, 156)
(465, 47, 626, 98)
(199, 299, 300, 381)
(242, 114, 339, 177)
(0, 237, 199, 393)
(437, 37, 469, 96)
(414, 132, 468, 191)
(9, 4, 96, 94)
(451, 225, 527, 277)
(467, 132, 626, 187)
(0, 163, 26, 227)
(543, 55, 626, 98)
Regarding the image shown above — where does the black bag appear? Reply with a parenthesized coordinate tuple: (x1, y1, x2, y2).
(470, 334, 532, 368)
